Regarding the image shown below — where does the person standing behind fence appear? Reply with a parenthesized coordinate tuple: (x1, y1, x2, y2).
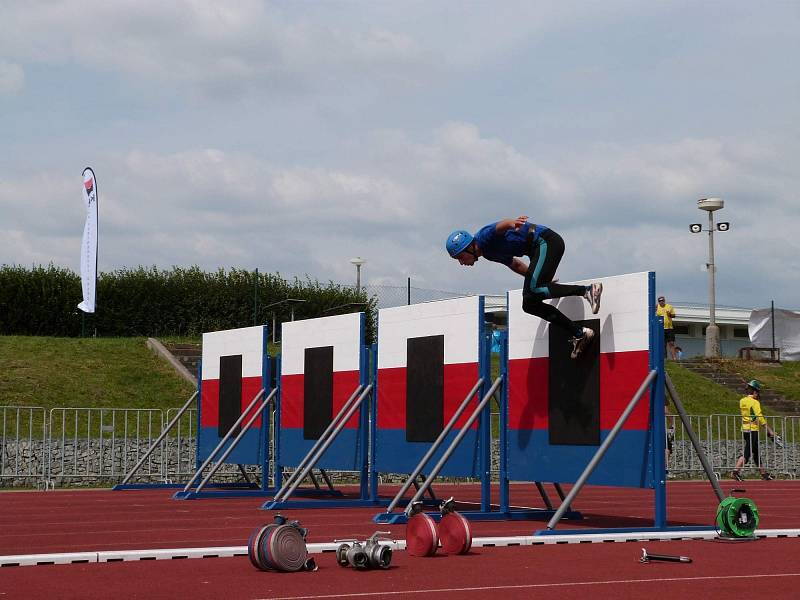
(656, 295, 677, 360)
(732, 379, 781, 481)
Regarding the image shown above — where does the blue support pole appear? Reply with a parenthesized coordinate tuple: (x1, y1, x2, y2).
(499, 328, 510, 513)
(273, 355, 282, 492)
(369, 343, 379, 501)
(260, 348, 269, 492)
(195, 359, 203, 472)
(358, 321, 370, 499)
(649, 272, 667, 529)
(478, 297, 491, 512)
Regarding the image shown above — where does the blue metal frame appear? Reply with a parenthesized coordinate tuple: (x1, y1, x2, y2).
(262, 313, 380, 510)
(176, 325, 276, 500)
(374, 296, 520, 524)
(534, 271, 712, 535)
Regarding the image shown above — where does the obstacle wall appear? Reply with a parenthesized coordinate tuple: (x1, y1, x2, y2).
(375, 296, 487, 477)
(506, 271, 656, 487)
(279, 313, 366, 471)
(199, 325, 268, 465)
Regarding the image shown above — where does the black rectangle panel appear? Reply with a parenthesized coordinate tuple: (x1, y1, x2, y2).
(218, 354, 243, 438)
(548, 320, 600, 445)
(406, 335, 445, 442)
(304, 346, 334, 440)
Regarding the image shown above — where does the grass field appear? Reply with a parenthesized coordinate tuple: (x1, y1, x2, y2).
(665, 361, 744, 415)
(717, 359, 800, 405)
(0, 336, 194, 410)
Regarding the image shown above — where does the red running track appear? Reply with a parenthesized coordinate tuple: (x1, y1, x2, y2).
(1, 481, 799, 599)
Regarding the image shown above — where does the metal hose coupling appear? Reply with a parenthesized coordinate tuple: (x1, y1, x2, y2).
(336, 531, 394, 570)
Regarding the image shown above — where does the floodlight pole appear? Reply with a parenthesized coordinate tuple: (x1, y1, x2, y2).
(707, 207, 718, 356)
(350, 257, 366, 293)
(698, 198, 723, 358)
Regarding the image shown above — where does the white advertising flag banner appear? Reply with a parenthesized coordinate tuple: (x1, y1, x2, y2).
(78, 167, 98, 313)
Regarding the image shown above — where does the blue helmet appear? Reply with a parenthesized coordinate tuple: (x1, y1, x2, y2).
(446, 230, 473, 258)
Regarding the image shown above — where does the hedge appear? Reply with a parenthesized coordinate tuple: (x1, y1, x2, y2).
(0, 264, 376, 339)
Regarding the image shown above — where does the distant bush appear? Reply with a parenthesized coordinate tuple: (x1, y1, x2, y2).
(0, 264, 376, 339)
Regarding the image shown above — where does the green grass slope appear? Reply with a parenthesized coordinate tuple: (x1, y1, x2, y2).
(0, 336, 193, 410)
(717, 359, 800, 405)
(665, 362, 743, 415)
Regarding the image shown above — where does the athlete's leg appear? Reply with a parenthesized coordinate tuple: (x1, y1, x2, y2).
(522, 232, 583, 337)
(527, 230, 586, 300)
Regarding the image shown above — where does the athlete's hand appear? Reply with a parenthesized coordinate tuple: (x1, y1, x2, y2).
(513, 215, 528, 230)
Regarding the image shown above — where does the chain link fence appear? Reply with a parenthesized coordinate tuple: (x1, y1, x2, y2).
(359, 283, 477, 309)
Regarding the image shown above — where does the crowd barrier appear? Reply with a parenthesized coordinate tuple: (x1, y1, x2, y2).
(2, 405, 798, 487)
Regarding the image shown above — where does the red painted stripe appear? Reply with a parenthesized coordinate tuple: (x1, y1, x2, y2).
(377, 362, 480, 430)
(280, 370, 361, 430)
(200, 376, 264, 428)
(508, 350, 650, 431)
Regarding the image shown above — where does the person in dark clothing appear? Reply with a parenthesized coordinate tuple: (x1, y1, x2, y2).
(446, 216, 603, 358)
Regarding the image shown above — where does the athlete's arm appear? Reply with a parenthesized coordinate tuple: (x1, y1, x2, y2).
(495, 216, 529, 234)
(508, 258, 528, 276)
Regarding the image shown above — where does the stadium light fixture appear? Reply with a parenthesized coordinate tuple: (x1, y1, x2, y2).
(692, 198, 729, 357)
(349, 257, 366, 293)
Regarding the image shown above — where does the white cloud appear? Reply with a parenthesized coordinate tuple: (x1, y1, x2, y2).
(3, 122, 796, 307)
(0, 1, 428, 98)
(0, 60, 24, 95)
(1, 3, 798, 310)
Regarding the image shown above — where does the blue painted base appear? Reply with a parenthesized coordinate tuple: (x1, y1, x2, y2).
(114, 482, 259, 491)
(261, 498, 390, 510)
(507, 429, 654, 488)
(375, 429, 481, 478)
(374, 509, 583, 525)
(113, 483, 189, 490)
(198, 426, 264, 466)
(173, 486, 345, 501)
(173, 488, 277, 500)
(279, 428, 365, 472)
(535, 525, 717, 536)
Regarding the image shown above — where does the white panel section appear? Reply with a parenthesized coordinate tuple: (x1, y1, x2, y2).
(0, 552, 98, 567)
(508, 271, 650, 360)
(201, 326, 266, 380)
(97, 547, 247, 562)
(378, 296, 481, 368)
(280, 313, 363, 375)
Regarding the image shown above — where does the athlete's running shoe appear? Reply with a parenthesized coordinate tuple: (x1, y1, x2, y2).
(585, 283, 603, 314)
(731, 470, 743, 482)
(570, 327, 595, 359)
(761, 472, 774, 481)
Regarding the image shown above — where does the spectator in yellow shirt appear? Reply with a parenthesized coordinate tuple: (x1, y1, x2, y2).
(732, 380, 780, 481)
(656, 295, 677, 360)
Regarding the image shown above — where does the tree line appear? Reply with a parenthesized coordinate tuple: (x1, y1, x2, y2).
(0, 264, 376, 339)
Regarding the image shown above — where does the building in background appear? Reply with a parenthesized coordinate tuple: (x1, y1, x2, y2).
(671, 303, 752, 358)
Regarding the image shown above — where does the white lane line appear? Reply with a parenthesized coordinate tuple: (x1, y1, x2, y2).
(259, 572, 800, 600)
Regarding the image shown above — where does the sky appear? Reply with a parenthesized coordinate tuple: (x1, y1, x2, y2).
(1, 1, 799, 309)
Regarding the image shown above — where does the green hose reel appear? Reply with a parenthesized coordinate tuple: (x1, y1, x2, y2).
(716, 494, 759, 538)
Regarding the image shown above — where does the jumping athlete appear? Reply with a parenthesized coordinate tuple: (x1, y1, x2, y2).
(446, 216, 603, 359)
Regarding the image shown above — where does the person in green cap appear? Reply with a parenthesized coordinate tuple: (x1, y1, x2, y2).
(732, 379, 782, 481)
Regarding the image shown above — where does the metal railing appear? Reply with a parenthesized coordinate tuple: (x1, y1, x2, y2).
(164, 407, 198, 480)
(2, 405, 799, 488)
(47, 408, 164, 483)
(668, 413, 796, 478)
(0, 406, 46, 483)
